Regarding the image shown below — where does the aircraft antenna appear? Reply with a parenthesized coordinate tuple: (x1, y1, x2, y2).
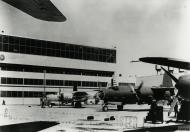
(155, 65, 161, 75)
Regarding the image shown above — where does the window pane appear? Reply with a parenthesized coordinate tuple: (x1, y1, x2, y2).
(3, 36, 9, 43)
(0, 91, 7, 97)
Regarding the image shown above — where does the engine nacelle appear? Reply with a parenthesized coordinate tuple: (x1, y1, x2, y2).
(177, 75, 190, 100)
(102, 86, 137, 103)
(46, 93, 63, 101)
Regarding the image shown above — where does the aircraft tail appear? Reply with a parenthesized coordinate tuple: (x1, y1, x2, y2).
(160, 72, 173, 87)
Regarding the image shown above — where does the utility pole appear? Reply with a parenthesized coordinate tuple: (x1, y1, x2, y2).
(1, 30, 4, 50)
(41, 69, 46, 108)
(43, 69, 46, 98)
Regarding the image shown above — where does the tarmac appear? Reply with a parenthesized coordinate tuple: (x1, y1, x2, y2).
(0, 103, 189, 132)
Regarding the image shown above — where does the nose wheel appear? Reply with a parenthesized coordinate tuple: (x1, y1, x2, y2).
(102, 105, 108, 112)
(117, 105, 123, 111)
(74, 101, 82, 108)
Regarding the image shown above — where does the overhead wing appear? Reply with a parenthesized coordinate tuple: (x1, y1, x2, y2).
(2, 0, 66, 22)
(139, 57, 190, 70)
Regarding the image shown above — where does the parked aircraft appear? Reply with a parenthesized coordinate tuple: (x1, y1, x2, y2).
(139, 57, 190, 121)
(97, 72, 174, 111)
(2, 0, 66, 22)
(139, 57, 190, 100)
(42, 85, 89, 108)
(98, 83, 138, 111)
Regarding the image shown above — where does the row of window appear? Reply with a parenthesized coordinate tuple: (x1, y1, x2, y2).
(1, 77, 107, 87)
(0, 63, 114, 77)
(0, 35, 116, 63)
(0, 91, 55, 98)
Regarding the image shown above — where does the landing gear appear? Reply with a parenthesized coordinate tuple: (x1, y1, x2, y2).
(117, 105, 123, 111)
(74, 101, 82, 108)
(48, 104, 53, 108)
(102, 105, 108, 112)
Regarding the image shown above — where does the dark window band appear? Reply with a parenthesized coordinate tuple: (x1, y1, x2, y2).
(0, 63, 114, 77)
(1, 77, 107, 87)
(0, 91, 55, 98)
(0, 34, 116, 63)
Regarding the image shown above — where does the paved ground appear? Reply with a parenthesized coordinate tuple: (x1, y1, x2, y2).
(0, 104, 187, 132)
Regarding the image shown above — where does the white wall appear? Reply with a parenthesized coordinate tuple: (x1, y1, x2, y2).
(0, 97, 40, 105)
(0, 71, 111, 82)
(0, 52, 116, 72)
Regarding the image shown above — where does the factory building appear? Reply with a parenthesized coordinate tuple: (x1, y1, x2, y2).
(0, 34, 116, 104)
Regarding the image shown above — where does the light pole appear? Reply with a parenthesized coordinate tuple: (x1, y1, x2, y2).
(43, 69, 46, 98)
(1, 30, 4, 51)
(22, 71, 24, 105)
(97, 73, 99, 90)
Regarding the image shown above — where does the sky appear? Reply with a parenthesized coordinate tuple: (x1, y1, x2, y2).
(0, 0, 190, 78)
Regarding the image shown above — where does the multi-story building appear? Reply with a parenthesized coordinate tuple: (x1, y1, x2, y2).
(0, 34, 116, 104)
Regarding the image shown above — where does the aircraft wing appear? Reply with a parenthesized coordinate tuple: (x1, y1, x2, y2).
(139, 57, 190, 70)
(2, 0, 66, 22)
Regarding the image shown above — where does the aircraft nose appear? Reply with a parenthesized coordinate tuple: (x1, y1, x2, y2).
(98, 91, 104, 99)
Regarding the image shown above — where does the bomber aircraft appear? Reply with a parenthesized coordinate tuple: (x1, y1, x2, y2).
(42, 85, 89, 108)
(2, 0, 66, 22)
(97, 72, 175, 112)
(139, 57, 190, 121)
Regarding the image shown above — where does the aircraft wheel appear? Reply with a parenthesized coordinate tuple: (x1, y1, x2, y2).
(48, 104, 52, 108)
(102, 105, 108, 112)
(117, 105, 123, 111)
(95, 99, 99, 104)
(144, 118, 147, 123)
(74, 102, 82, 108)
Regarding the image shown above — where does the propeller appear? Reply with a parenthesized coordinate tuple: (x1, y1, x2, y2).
(97, 91, 105, 100)
(133, 81, 144, 104)
(93, 89, 105, 101)
(136, 81, 144, 95)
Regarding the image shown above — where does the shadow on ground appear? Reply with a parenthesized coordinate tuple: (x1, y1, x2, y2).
(125, 123, 190, 132)
(124, 109, 150, 112)
(105, 108, 150, 112)
(0, 121, 59, 132)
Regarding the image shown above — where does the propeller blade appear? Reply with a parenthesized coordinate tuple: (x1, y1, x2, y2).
(134, 81, 144, 103)
(138, 81, 144, 91)
(136, 81, 143, 95)
(98, 91, 104, 100)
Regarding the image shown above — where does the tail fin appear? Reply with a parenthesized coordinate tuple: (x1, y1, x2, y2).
(160, 71, 173, 87)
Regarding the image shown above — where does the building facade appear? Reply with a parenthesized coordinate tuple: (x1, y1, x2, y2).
(0, 34, 116, 104)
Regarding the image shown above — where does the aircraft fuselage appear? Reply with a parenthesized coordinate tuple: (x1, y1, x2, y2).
(102, 85, 138, 104)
